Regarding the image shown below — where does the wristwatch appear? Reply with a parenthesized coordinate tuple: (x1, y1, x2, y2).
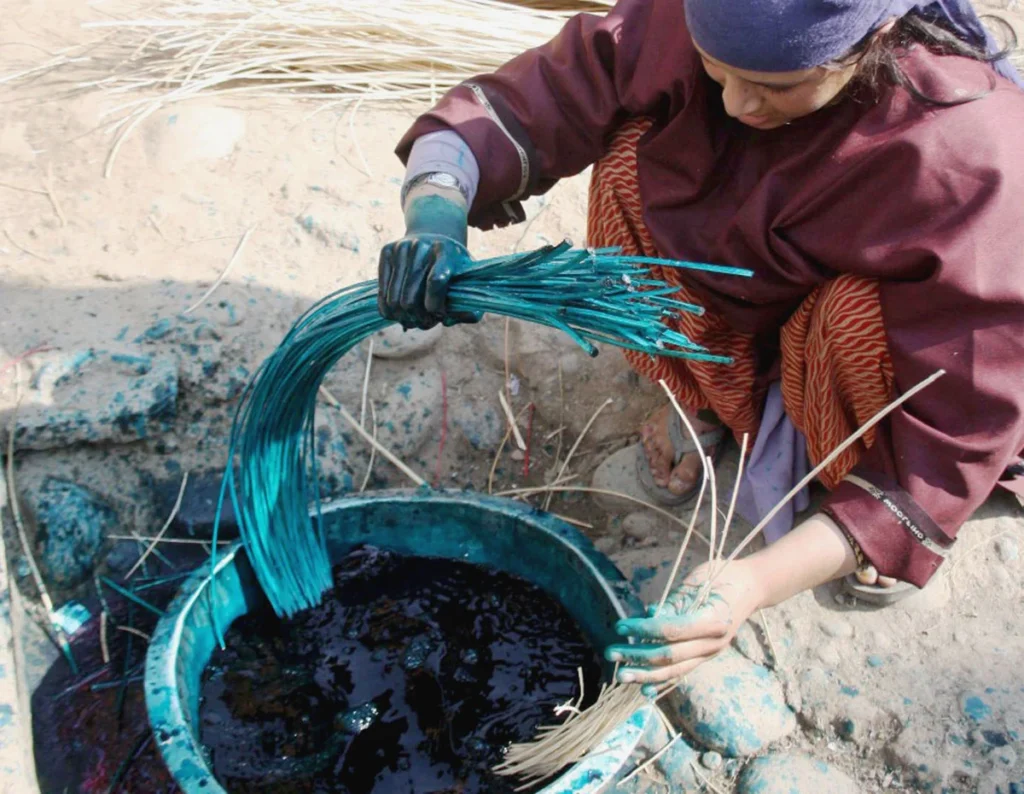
(401, 171, 469, 206)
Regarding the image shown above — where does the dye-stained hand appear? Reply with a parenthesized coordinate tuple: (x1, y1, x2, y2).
(378, 190, 481, 330)
(378, 234, 478, 329)
(604, 559, 765, 696)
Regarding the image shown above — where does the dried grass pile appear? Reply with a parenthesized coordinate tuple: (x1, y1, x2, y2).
(3, 0, 613, 173)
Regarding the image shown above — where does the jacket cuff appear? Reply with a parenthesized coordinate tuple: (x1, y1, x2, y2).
(395, 82, 539, 231)
(821, 467, 955, 588)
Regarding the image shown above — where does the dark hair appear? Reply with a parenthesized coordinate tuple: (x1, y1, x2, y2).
(841, 12, 1019, 106)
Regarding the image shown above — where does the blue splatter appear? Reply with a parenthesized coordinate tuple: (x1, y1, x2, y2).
(962, 696, 992, 723)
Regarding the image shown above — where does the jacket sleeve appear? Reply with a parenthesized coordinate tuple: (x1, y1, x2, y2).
(395, 0, 693, 229)
(793, 85, 1024, 587)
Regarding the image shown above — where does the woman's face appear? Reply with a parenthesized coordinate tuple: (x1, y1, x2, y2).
(695, 43, 859, 129)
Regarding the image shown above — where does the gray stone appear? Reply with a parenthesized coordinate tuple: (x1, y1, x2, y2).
(451, 401, 504, 450)
(317, 350, 443, 479)
(701, 751, 723, 771)
(818, 618, 854, 639)
(994, 535, 1019, 563)
(372, 365, 444, 462)
(372, 325, 442, 360)
(151, 470, 238, 540)
(31, 479, 117, 588)
(623, 512, 665, 542)
(104, 540, 141, 574)
(668, 648, 796, 757)
(960, 691, 996, 724)
(737, 753, 859, 794)
(3, 348, 178, 451)
(591, 445, 653, 513)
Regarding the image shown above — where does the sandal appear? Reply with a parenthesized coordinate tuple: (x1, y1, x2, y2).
(591, 407, 726, 510)
(842, 575, 916, 606)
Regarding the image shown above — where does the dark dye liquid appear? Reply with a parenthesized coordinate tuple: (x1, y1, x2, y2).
(199, 547, 603, 794)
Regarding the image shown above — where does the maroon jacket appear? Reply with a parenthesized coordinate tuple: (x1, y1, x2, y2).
(396, 0, 1024, 586)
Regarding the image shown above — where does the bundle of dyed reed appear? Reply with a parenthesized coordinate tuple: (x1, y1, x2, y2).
(213, 241, 751, 619)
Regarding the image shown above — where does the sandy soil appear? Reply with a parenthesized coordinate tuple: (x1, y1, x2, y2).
(1, 1, 1023, 792)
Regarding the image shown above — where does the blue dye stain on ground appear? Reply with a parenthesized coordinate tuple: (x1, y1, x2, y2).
(0, 705, 12, 728)
(867, 654, 885, 668)
(630, 566, 657, 590)
(397, 382, 412, 400)
(135, 318, 173, 343)
(983, 730, 1010, 747)
(963, 696, 992, 723)
(840, 685, 860, 697)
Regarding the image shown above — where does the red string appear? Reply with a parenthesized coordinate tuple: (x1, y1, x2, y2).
(0, 342, 53, 380)
(523, 402, 535, 478)
(434, 370, 448, 488)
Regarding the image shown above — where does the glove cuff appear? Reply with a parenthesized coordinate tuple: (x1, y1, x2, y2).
(404, 193, 469, 247)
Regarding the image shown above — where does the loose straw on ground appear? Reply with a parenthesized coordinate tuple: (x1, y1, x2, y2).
(502, 485, 712, 549)
(359, 338, 374, 428)
(319, 386, 426, 487)
(360, 402, 379, 493)
(100, 611, 110, 664)
(621, 733, 683, 785)
(108, 534, 232, 545)
(718, 432, 749, 562)
(690, 761, 729, 794)
(4, 227, 52, 263)
(125, 470, 190, 579)
(116, 626, 151, 642)
(544, 397, 613, 511)
(5, 364, 77, 673)
(498, 388, 526, 451)
(184, 225, 254, 315)
(44, 164, 66, 227)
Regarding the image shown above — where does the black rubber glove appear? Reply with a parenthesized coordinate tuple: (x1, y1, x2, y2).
(378, 191, 481, 330)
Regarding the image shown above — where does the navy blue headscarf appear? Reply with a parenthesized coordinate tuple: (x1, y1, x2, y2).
(684, 0, 1024, 88)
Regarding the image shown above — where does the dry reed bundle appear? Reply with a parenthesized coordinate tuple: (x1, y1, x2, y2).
(4, 0, 612, 173)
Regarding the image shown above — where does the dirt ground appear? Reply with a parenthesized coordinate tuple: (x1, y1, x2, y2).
(2, 1, 1024, 792)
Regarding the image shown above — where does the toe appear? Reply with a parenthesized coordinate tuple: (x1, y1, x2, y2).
(855, 566, 879, 586)
(667, 452, 702, 495)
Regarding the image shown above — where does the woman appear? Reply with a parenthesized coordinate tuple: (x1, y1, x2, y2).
(377, 0, 1024, 687)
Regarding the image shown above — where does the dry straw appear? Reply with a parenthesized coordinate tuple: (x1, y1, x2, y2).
(4, 0, 612, 174)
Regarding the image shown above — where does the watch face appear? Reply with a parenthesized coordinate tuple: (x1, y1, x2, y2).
(427, 173, 458, 189)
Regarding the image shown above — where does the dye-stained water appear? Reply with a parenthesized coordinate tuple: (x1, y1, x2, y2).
(199, 547, 603, 793)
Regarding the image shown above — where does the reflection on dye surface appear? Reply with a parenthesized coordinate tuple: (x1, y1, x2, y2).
(200, 547, 603, 793)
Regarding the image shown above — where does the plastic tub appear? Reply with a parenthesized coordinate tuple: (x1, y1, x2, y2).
(145, 491, 670, 794)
